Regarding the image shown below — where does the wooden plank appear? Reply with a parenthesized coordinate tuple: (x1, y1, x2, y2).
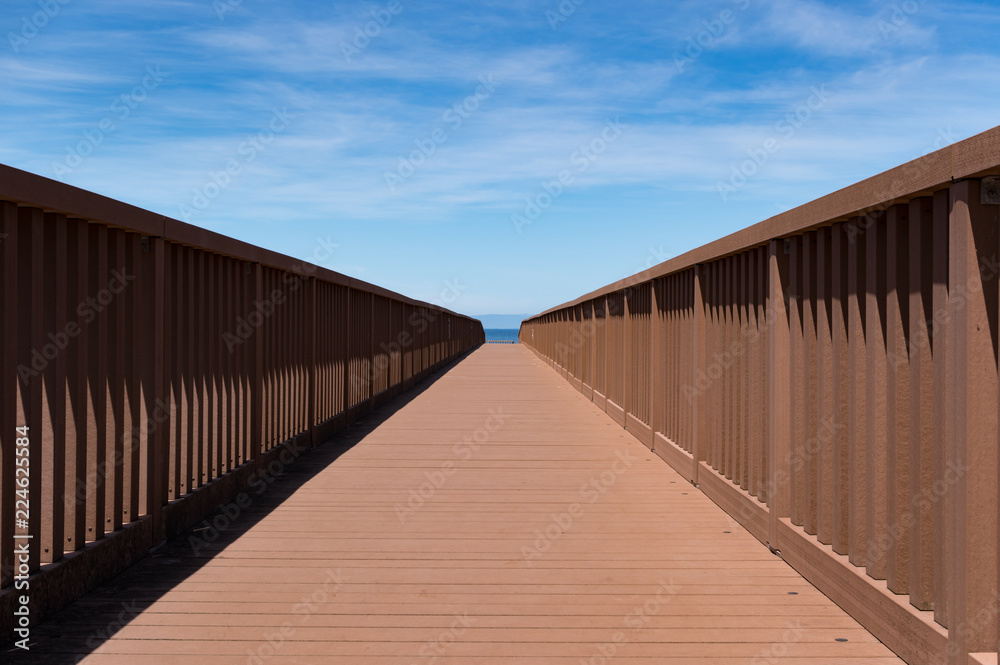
(930, 189, 949, 627)
(22, 207, 44, 571)
(865, 212, 889, 580)
(7, 346, 906, 664)
(110, 230, 125, 534)
(0, 203, 17, 588)
(802, 231, 818, 537)
(789, 236, 804, 528)
(817, 227, 833, 545)
(907, 197, 935, 611)
(148, 237, 168, 545)
(946, 179, 999, 660)
(89, 222, 108, 544)
(847, 216, 868, 569)
(746, 250, 758, 499)
(126, 233, 140, 528)
(42, 213, 67, 563)
(768, 240, 791, 550)
(886, 203, 912, 595)
(69, 218, 89, 553)
(831, 223, 850, 555)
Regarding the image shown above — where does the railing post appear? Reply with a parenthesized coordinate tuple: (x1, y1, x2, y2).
(651, 281, 661, 449)
(906, 196, 936, 610)
(623, 289, 631, 420)
(147, 236, 168, 548)
(306, 276, 317, 446)
(603, 297, 609, 401)
(865, 213, 889, 578)
(767, 241, 791, 551)
(830, 223, 850, 556)
(692, 265, 707, 485)
(931, 188, 950, 627)
(845, 217, 867, 568)
(590, 301, 596, 394)
(43, 213, 67, 564)
(946, 178, 999, 663)
(1, 202, 17, 588)
(249, 263, 263, 466)
(886, 204, 911, 594)
(22, 207, 44, 571)
(343, 288, 352, 411)
(369, 292, 375, 401)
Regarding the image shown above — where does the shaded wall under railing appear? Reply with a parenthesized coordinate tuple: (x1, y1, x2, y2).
(0, 165, 484, 641)
(519, 125, 1000, 665)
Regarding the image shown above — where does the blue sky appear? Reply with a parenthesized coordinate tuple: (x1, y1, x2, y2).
(3, 0, 999, 318)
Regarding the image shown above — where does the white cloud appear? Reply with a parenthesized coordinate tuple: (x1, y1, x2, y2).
(754, 0, 936, 55)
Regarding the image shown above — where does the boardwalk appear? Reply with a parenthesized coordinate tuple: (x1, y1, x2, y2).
(8, 345, 903, 664)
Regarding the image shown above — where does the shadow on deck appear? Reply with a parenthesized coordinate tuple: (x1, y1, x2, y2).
(4, 346, 904, 664)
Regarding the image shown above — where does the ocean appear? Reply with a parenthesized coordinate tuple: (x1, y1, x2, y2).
(484, 328, 519, 343)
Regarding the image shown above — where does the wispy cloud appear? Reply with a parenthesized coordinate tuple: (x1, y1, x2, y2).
(1, 0, 997, 313)
(754, 0, 936, 55)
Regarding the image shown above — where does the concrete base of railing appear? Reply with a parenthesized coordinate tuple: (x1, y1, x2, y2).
(0, 348, 478, 646)
(0, 517, 154, 650)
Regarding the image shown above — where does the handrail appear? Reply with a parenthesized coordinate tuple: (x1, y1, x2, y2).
(0, 164, 484, 643)
(532, 124, 1000, 317)
(0, 163, 472, 315)
(520, 124, 1000, 665)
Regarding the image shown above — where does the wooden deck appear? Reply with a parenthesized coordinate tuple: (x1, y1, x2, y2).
(8, 345, 905, 664)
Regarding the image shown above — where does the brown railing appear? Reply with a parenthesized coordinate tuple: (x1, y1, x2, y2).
(520, 125, 1000, 665)
(0, 164, 484, 638)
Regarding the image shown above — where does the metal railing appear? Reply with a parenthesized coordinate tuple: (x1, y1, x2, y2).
(520, 125, 1000, 665)
(0, 164, 484, 638)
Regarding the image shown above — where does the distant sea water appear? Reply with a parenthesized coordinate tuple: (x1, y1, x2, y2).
(484, 328, 519, 343)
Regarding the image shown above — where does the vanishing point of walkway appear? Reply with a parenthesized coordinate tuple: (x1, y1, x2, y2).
(11, 345, 903, 664)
